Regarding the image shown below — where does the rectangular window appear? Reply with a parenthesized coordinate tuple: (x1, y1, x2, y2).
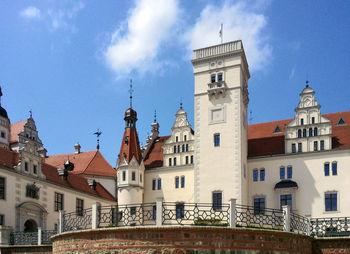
(253, 169, 258, 182)
(178, 145, 180, 153)
(122, 171, 126, 181)
(309, 128, 313, 137)
(292, 143, 296, 153)
(182, 144, 185, 152)
(152, 179, 156, 190)
(212, 192, 222, 211)
(54, 192, 64, 211)
(157, 179, 161, 190)
(0, 214, 4, 226)
(324, 163, 330, 176)
(298, 130, 302, 138)
(176, 203, 184, 219)
(174, 157, 177, 166)
(280, 194, 292, 210)
(181, 176, 185, 188)
(185, 156, 188, 165)
(184, 135, 187, 141)
(0, 132, 4, 138)
(312, 117, 315, 124)
(169, 158, 172, 166)
(153, 205, 156, 220)
(76, 198, 84, 216)
(140, 173, 142, 183)
(190, 155, 193, 164)
(0, 177, 5, 199)
(132, 171, 136, 181)
(280, 167, 285, 180)
(332, 162, 337, 175)
(25, 162, 29, 172)
(314, 128, 318, 136)
(287, 166, 292, 179)
(320, 140, 325, 151)
(260, 169, 265, 181)
(211, 74, 216, 83)
(218, 73, 223, 82)
(298, 143, 302, 152)
(176, 136, 178, 142)
(33, 165, 37, 174)
(173, 146, 176, 153)
(214, 134, 220, 147)
(254, 198, 265, 215)
(314, 141, 318, 151)
(303, 129, 306, 137)
(301, 118, 304, 125)
(186, 144, 189, 152)
(175, 176, 179, 188)
(325, 193, 337, 211)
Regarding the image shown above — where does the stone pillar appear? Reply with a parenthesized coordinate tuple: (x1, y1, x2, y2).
(92, 203, 99, 229)
(283, 205, 291, 232)
(0, 226, 12, 246)
(37, 227, 42, 245)
(58, 210, 64, 233)
(156, 198, 163, 227)
(229, 199, 237, 228)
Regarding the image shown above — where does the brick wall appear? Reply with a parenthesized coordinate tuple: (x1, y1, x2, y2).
(52, 227, 313, 254)
(312, 237, 350, 254)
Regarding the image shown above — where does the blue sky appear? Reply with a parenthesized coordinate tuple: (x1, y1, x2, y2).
(0, 0, 349, 165)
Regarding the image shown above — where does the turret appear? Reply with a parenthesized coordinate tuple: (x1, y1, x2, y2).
(0, 86, 10, 149)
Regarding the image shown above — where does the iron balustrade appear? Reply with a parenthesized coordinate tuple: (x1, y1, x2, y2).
(10, 231, 38, 245)
(162, 202, 230, 226)
(41, 230, 57, 244)
(63, 208, 92, 232)
(290, 213, 309, 235)
(98, 205, 118, 227)
(310, 217, 350, 237)
(235, 205, 284, 230)
(117, 203, 156, 227)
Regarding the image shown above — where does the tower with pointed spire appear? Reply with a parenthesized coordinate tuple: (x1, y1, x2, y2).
(0, 86, 10, 149)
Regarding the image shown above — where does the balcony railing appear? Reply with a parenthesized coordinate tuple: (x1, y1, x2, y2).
(208, 81, 227, 98)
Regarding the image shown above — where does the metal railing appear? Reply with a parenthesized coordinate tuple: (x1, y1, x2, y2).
(310, 217, 350, 237)
(235, 205, 284, 230)
(291, 212, 309, 235)
(63, 208, 92, 232)
(117, 203, 156, 227)
(10, 229, 57, 245)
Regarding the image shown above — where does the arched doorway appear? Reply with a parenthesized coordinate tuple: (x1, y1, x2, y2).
(24, 219, 38, 232)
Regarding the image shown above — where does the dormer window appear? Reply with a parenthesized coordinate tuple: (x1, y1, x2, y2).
(124, 136, 129, 144)
(273, 125, 281, 133)
(337, 117, 346, 126)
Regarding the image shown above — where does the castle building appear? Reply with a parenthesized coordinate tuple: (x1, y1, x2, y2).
(116, 40, 350, 219)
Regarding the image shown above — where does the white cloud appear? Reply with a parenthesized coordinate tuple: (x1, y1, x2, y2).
(105, 0, 179, 76)
(289, 67, 295, 80)
(20, 6, 41, 19)
(184, 1, 272, 72)
(47, 2, 84, 31)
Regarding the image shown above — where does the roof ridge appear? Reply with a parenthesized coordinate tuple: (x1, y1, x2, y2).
(81, 150, 99, 174)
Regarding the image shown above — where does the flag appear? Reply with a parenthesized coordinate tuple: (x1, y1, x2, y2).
(219, 24, 223, 43)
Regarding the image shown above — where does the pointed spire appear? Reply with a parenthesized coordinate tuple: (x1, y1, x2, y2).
(129, 79, 134, 108)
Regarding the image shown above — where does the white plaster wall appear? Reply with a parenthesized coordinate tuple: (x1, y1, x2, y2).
(93, 177, 116, 199)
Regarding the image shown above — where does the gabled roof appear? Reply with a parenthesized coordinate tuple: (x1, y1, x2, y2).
(9, 120, 27, 143)
(46, 150, 116, 177)
(0, 146, 19, 168)
(118, 128, 142, 164)
(144, 136, 170, 170)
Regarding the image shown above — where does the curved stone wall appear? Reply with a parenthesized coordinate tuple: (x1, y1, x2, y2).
(52, 227, 312, 253)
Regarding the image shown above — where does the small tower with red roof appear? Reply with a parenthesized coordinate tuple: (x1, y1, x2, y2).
(116, 81, 144, 206)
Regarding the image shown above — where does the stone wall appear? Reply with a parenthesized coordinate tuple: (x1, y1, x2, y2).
(0, 245, 52, 253)
(312, 237, 350, 253)
(52, 227, 312, 254)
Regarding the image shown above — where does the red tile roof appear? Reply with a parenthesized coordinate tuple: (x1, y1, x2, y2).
(0, 146, 18, 168)
(45, 150, 116, 177)
(144, 136, 170, 170)
(118, 128, 142, 164)
(9, 120, 27, 143)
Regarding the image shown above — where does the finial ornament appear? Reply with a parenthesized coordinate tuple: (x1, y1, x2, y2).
(154, 110, 157, 123)
(129, 79, 134, 108)
(180, 98, 183, 109)
(306, 80, 309, 88)
(0, 86, 2, 106)
(93, 128, 102, 150)
(29, 109, 32, 118)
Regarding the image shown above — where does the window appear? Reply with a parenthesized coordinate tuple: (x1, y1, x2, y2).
(332, 162, 337, 175)
(185, 156, 188, 165)
(214, 134, 220, 147)
(324, 163, 330, 176)
(260, 169, 265, 181)
(280, 194, 292, 209)
(320, 140, 325, 151)
(218, 73, 223, 82)
(132, 171, 136, 181)
(287, 166, 292, 179)
(184, 135, 187, 141)
(152, 179, 156, 190)
(298, 143, 302, 152)
(301, 119, 304, 125)
(314, 141, 318, 151)
(175, 176, 179, 188)
(254, 198, 265, 215)
(309, 128, 313, 137)
(212, 192, 222, 211)
(26, 184, 39, 199)
(190, 155, 193, 164)
(297, 129, 302, 138)
(0, 132, 4, 138)
(177, 145, 180, 153)
(176, 203, 184, 219)
(337, 117, 346, 125)
(0, 215, 3, 226)
(153, 205, 156, 220)
(182, 144, 185, 152)
(186, 144, 189, 152)
(130, 207, 136, 215)
(173, 146, 176, 153)
(303, 129, 306, 137)
(174, 157, 177, 166)
(325, 193, 337, 211)
(54, 192, 64, 211)
(314, 127, 318, 136)
(169, 158, 172, 166)
(157, 179, 161, 190)
(176, 136, 178, 142)
(312, 117, 315, 124)
(25, 162, 29, 172)
(290, 143, 296, 153)
(140, 173, 142, 183)
(0, 177, 5, 199)
(280, 167, 285, 180)
(181, 176, 185, 188)
(76, 198, 84, 216)
(33, 165, 37, 174)
(122, 171, 126, 181)
(211, 74, 216, 83)
(253, 169, 258, 182)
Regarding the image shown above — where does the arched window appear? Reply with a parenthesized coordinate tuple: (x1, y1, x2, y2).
(314, 127, 318, 136)
(309, 128, 313, 137)
(298, 129, 302, 138)
(303, 129, 307, 137)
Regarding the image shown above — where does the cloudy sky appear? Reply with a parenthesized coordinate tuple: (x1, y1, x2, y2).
(0, 0, 349, 165)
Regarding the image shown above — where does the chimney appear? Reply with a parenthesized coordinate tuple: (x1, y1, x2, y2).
(57, 168, 68, 181)
(74, 142, 81, 154)
(87, 178, 96, 190)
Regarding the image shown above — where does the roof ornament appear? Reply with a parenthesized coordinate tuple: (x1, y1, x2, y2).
(0, 86, 2, 106)
(129, 79, 134, 108)
(29, 109, 33, 118)
(93, 128, 102, 150)
(306, 80, 309, 88)
(180, 98, 183, 109)
(154, 110, 157, 123)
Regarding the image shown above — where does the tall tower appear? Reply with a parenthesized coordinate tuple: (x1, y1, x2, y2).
(0, 87, 10, 149)
(191, 41, 250, 204)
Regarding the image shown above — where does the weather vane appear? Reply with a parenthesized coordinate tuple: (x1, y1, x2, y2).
(154, 110, 157, 123)
(29, 109, 32, 118)
(129, 79, 134, 108)
(93, 129, 102, 150)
